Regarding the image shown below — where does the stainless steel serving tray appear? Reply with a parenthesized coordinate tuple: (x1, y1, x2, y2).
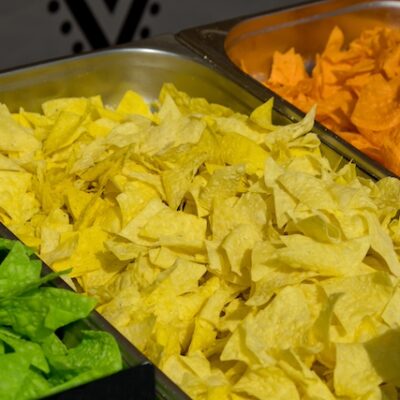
(177, 0, 399, 180)
(0, 32, 386, 399)
(0, 36, 210, 400)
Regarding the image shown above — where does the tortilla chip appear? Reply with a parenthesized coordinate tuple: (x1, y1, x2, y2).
(269, 48, 308, 86)
(259, 25, 400, 174)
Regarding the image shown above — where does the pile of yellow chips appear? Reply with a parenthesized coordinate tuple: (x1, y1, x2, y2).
(262, 26, 400, 175)
(1, 83, 400, 399)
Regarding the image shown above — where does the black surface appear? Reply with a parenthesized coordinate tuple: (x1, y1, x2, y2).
(45, 364, 156, 400)
(117, 0, 149, 43)
(64, 0, 109, 48)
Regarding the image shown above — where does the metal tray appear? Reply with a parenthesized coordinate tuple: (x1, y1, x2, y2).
(0, 32, 388, 399)
(177, 0, 399, 180)
(0, 35, 264, 400)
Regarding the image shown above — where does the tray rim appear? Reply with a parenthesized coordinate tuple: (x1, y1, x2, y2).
(0, 34, 196, 76)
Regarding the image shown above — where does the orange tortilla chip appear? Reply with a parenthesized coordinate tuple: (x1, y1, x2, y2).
(382, 46, 400, 79)
(351, 74, 400, 133)
(269, 48, 308, 86)
(255, 25, 400, 175)
(339, 131, 384, 164)
(322, 26, 345, 56)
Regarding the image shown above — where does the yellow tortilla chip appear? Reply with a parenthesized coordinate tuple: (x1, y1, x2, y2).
(322, 272, 394, 336)
(0, 171, 39, 224)
(220, 132, 268, 174)
(277, 234, 370, 276)
(43, 111, 84, 154)
(279, 350, 336, 400)
(116, 90, 152, 119)
(41, 97, 89, 118)
(0, 84, 400, 399)
(334, 342, 381, 397)
(140, 207, 207, 243)
(52, 226, 111, 277)
(233, 366, 300, 400)
(0, 104, 40, 153)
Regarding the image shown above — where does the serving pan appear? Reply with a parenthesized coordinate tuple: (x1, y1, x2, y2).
(177, 0, 399, 180)
(0, 32, 389, 399)
(0, 35, 262, 400)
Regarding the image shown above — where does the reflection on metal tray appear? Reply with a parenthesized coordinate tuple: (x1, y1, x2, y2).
(0, 36, 259, 117)
(177, 0, 398, 180)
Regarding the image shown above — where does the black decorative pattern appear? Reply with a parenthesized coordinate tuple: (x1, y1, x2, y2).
(103, 0, 119, 13)
(56, 0, 151, 49)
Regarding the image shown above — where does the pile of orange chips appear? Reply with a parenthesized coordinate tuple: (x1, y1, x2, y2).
(262, 26, 400, 175)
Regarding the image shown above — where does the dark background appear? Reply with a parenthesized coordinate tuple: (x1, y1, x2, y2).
(1, 0, 314, 71)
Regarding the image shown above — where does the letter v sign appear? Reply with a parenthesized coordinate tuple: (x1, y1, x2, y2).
(63, 0, 149, 49)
